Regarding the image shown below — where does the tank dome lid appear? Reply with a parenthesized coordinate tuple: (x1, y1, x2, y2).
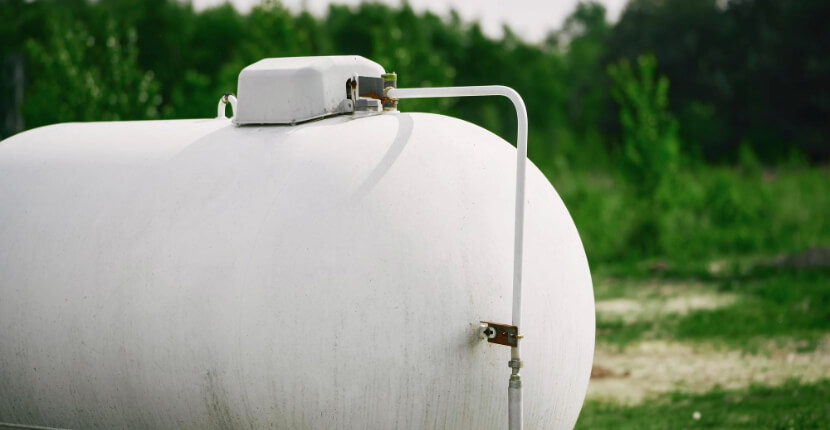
(234, 56, 385, 125)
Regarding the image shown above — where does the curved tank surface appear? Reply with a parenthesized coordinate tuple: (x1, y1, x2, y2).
(0, 112, 594, 429)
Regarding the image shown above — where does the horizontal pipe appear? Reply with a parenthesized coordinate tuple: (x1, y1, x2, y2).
(386, 86, 528, 330)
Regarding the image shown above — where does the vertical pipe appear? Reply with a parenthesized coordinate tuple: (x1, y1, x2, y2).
(386, 86, 528, 430)
(508, 374, 522, 429)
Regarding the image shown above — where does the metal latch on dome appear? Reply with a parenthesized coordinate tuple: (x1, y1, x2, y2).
(347, 73, 397, 112)
(480, 321, 520, 347)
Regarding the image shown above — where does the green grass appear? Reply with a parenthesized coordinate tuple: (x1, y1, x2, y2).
(576, 380, 830, 429)
(547, 165, 830, 274)
(594, 267, 830, 350)
(564, 165, 829, 425)
(674, 268, 830, 350)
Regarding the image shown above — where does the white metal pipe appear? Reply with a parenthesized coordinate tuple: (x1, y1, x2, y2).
(387, 85, 528, 430)
(386, 86, 527, 328)
(508, 380, 522, 430)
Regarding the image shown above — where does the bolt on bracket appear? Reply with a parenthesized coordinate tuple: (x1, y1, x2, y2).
(480, 321, 520, 347)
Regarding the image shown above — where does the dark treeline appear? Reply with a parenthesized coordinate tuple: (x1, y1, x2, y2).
(2, 0, 828, 165)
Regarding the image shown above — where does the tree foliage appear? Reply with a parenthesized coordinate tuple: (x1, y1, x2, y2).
(608, 0, 830, 161)
(23, 16, 161, 126)
(607, 54, 681, 254)
(2, 0, 827, 164)
(608, 54, 680, 197)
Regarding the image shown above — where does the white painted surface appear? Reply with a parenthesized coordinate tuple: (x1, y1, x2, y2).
(0, 112, 594, 429)
(234, 56, 384, 125)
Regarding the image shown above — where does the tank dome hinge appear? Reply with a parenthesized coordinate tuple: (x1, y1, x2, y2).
(479, 321, 520, 347)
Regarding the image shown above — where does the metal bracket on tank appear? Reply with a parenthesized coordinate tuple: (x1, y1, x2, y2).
(347, 73, 397, 113)
(480, 321, 521, 347)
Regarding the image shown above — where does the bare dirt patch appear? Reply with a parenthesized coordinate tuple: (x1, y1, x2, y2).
(587, 336, 830, 405)
(594, 280, 738, 324)
(595, 293, 737, 323)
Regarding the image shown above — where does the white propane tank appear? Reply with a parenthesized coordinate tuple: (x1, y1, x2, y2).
(0, 56, 594, 430)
